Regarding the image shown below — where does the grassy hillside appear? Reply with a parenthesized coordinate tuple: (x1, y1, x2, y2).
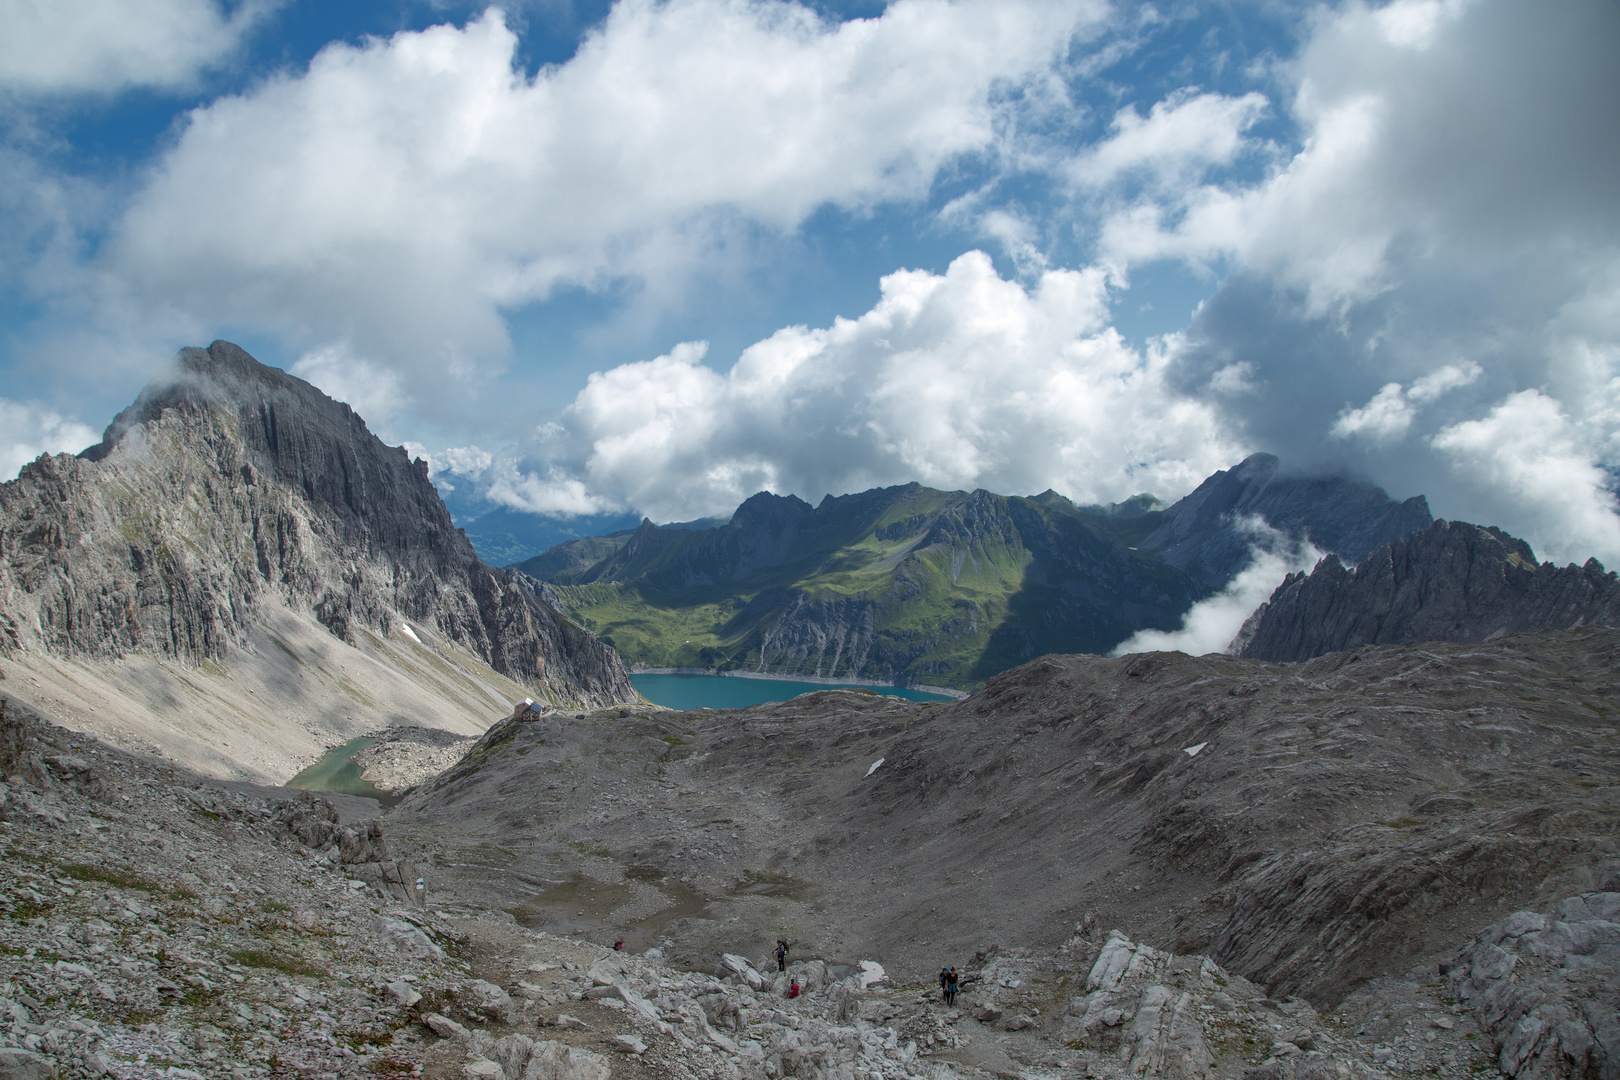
(525, 484, 1204, 690)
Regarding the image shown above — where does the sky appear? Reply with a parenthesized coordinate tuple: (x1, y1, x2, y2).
(3, 0, 1619, 570)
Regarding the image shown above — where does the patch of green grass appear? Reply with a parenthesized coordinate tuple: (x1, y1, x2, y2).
(229, 949, 325, 978)
(4, 896, 50, 921)
(61, 863, 157, 891)
(1383, 817, 1423, 830)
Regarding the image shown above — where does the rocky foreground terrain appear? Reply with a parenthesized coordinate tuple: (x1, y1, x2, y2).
(14, 688, 1607, 1080)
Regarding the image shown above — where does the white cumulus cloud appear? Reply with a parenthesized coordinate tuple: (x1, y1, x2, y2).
(0, 399, 98, 480)
(0, 0, 274, 95)
(95, 0, 1104, 388)
(289, 343, 408, 431)
(1071, 90, 1269, 192)
(1330, 362, 1480, 444)
(1431, 390, 1620, 566)
(503, 250, 1245, 522)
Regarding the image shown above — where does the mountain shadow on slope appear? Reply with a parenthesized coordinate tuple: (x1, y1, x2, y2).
(1237, 519, 1620, 662)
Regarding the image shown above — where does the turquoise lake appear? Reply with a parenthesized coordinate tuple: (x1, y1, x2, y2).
(286, 736, 400, 805)
(629, 673, 954, 711)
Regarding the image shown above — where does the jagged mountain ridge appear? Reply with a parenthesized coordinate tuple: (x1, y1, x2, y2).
(0, 341, 634, 780)
(513, 456, 1431, 687)
(1237, 519, 1620, 662)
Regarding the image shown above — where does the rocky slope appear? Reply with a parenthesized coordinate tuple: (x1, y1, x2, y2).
(0, 342, 634, 781)
(0, 692, 1556, 1080)
(1236, 520, 1620, 662)
(517, 461, 1427, 690)
(390, 629, 1620, 1027)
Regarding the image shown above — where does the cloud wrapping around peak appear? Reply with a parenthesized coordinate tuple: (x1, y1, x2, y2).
(500, 251, 1245, 521)
(1155, 0, 1620, 566)
(98, 0, 1105, 383)
(1112, 517, 1323, 658)
(0, 0, 273, 95)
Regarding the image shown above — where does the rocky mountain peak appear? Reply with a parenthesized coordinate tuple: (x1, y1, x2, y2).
(1236, 518, 1620, 661)
(0, 341, 634, 776)
(1139, 452, 1433, 588)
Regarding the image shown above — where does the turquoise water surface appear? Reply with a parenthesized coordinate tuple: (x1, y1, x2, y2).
(286, 736, 400, 805)
(630, 673, 954, 711)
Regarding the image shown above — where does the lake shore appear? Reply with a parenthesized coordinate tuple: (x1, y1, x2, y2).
(626, 665, 969, 699)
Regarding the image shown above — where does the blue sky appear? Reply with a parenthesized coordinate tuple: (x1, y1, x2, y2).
(3, 0, 1619, 571)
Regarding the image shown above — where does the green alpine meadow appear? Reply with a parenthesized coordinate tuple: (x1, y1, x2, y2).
(512, 458, 1431, 690)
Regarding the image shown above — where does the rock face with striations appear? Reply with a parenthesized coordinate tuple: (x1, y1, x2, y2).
(0, 341, 634, 709)
(1236, 519, 1620, 662)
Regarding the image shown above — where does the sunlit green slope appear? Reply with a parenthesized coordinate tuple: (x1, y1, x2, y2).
(519, 483, 1203, 690)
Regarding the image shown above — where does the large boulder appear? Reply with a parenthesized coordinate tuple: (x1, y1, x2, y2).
(1444, 891, 1620, 1079)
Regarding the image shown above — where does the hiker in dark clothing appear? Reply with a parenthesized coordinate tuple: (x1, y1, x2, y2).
(945, 968, 959, 1006)
(776, 939, 789, 972)
(939, 967, 950, 1002)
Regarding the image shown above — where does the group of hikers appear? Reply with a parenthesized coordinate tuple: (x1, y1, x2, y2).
(777, 939, 801, 998)
(771, 937, 963, 1006)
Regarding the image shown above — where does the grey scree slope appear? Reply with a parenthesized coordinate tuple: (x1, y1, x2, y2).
(393, 630, 1620, 1017)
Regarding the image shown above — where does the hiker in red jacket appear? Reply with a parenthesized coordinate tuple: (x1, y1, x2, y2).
(787, 979, 800, 999)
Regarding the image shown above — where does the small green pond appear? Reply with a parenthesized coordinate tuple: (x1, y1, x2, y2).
(286, 736, 400, 806)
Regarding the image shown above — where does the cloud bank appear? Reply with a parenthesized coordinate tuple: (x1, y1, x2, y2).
(0, 0, 273, 95)
(483, 251, 1243, 521)
(1143, 0, 1620, 566)
(1112, 519, 1322, 658)
(92, 0, 1104, 405)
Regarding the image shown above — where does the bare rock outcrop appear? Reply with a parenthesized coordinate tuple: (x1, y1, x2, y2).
(1444, 891, 1620, 1079)
(1236, 520, 1620, 662)
(0, 341, 634, 709)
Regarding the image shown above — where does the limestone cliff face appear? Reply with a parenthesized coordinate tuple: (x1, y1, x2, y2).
(1236, 519, 1620, 662)
(0, 341, 634, 709)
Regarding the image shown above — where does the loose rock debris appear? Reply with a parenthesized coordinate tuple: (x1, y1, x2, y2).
(0, 695, 1595, 1080)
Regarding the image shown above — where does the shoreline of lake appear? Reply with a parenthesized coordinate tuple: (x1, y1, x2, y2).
(627, 665, 969, 700)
